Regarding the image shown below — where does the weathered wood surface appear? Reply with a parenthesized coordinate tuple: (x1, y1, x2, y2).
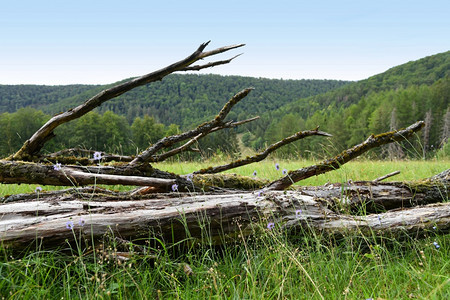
(1, 173, 448, 249)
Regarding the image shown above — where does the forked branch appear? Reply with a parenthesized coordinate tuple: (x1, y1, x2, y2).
(11, 41, 245, 160)
(128, 88, 254, 166)
(149, 117, 260, 162)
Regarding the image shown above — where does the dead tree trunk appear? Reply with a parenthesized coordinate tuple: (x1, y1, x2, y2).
(0, 41, 448, 250)
(0, 170, 448, 249)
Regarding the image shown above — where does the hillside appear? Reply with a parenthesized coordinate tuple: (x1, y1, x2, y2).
(0, 75, 349, 128)
(251, 51, 450, 158)
(0, 51, 448, 159)
(270, 51, 450, 121)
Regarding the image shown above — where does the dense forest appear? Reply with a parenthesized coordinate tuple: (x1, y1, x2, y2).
(0, 51, 448, 159)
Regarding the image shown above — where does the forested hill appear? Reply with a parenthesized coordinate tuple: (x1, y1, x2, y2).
(0, 75, 349, 128)
(0, 50, 448, 159)
(269, 50, 450, 121)
(249, 50, 450, 158)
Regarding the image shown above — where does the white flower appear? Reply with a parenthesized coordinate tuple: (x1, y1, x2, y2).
(93, 151, 102, 161)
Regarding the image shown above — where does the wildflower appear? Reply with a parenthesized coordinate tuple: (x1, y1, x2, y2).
(433, 241, 440, 249)
(432, 225, 437, 230)
(53, 163, 62, 171)
(267, 222, 275, 230)
(253, 170, 257, 177)
(275, 163, 280, 171)
(66, 220, 74, 230)
(35, 186, 43, 193)
(377, 215, 382, 225)
(78, 218, 85, 227)
(282, 169, 288, 175)
(93, 151, 102, 161)
(186, 173, 193, 182)
(295, 209, 302, 218)
(171, 183, 178, 192)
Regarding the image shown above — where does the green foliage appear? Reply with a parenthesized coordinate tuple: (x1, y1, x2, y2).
(0, 107, 49, 155)
(0, 51, 448, 159)
(261, 51, 450, 158)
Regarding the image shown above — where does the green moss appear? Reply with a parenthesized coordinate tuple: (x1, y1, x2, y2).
(194, 173, 268, 190)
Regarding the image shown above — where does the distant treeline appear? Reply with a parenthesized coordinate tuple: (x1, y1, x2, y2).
(0, 51, 449, 159)
(246, 78, 450, 159)
(0, 108, 238, 158)
(1, 78, 448, 159)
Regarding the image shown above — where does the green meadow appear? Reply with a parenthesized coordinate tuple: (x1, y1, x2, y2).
(0, 159, 449, 299)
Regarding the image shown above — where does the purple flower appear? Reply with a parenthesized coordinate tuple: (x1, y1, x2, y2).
(256, 190, 264, 197)
(171, 183, 178, 192)
(295, 209, 302, 218)
(267, 222, 275, 230)
(66, 220, 74, 230)
(275, 163, 280, 171)
(93, 151, 102, 161)
(253, 170, 257, 177)
(432, 225, 437, 230)
(186, 173, 193, 182)
(433, 241, 440, 249)
(78, 218, 85, 227)
(282, 169, 288, 175)
(35, 186, 43, 193)
(53, 163, 62, 171)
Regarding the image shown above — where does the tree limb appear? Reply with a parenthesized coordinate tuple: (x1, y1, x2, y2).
(128, 88, 254, 166)
(265, 121, 425, 190)
(182, 54, 243, 71)
(194, 128, 332, 174)
(46, 148, 134, 163)
(372, 171, 401, 183)
(150, 117, 260, 162)
(11, 41, 245, 160)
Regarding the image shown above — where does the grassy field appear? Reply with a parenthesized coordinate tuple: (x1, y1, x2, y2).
(2, 158, 447, 197)
(0, 159, 449, 299)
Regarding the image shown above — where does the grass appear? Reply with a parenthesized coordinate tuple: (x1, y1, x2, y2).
(0, 159, 449, 299)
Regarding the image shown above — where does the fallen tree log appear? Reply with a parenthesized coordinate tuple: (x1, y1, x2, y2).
(1, 170, 448, 249)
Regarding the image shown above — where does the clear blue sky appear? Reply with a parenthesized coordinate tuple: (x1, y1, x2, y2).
(1, 0, 449, 85)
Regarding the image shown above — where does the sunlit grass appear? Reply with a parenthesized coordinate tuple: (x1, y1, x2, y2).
(155, 158, 449, 185)
(0, 159, 449, 298)
(1, 159, 448, 197)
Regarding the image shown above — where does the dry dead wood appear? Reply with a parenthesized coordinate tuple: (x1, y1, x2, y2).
(0, 170, 447, 249)
(266, 121, 425, 190)
(11, 41, 244, 160)
(1, 41, 448, 251)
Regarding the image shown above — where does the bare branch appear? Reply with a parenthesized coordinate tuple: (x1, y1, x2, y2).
(0, 160, 176, 187)
(265, 121, 425, 190)
(372, 171, 401, 183)
(11, 42, 245, 160)
(182, 54, 243, 71)
(46, 148, 133, 163)
(150, 133, 203, 162)
(194, 128, 332, 174)
(129, 88, 254, 166)
(63, 168, 175, 187)
(150, 116, 260, 162)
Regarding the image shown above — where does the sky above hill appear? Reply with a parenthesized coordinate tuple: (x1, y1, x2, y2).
(1, 0, 449, 85)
